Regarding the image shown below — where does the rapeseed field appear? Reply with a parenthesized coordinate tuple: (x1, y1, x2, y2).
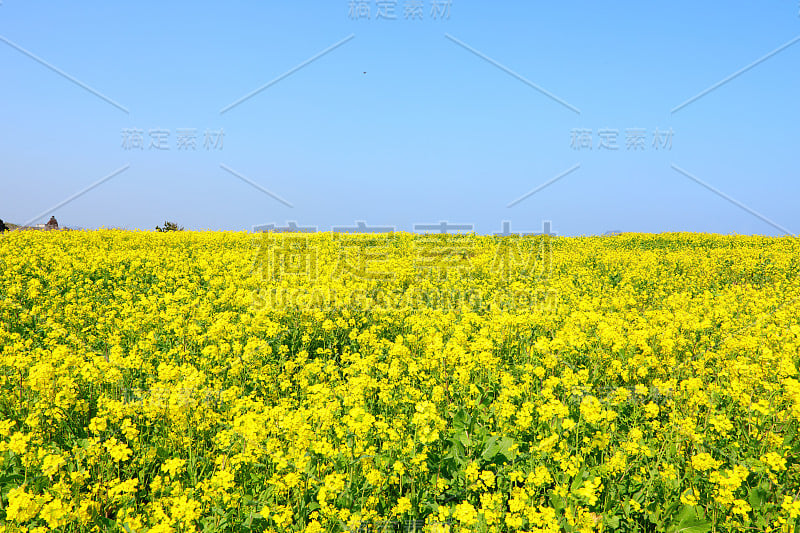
(0, 230, 798, 532)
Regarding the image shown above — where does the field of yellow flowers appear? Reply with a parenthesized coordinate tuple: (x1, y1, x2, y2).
(1, 230, 799, 533)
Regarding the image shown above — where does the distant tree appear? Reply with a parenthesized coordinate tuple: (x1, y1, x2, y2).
(0, 219, 7, 233)
(155, 221, 184, 232)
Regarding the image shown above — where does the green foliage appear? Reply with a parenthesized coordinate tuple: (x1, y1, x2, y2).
(155, 221, 184, 232)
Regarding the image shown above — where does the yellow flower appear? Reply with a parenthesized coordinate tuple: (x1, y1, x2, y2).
(732, 499, 751, 515)
(162, 457, 186, 477)
(0, 419, 15, 437)
(782, 496, 800, 519)
(680, 488, 698, 506)
(527, 465, 553, 487)
(575, 476, 602, 506)
(579, 395, 604, 425)
(88, 416, 107, 434)
(8, 433, 30, 455)
(39, 498, 69, 529)
(760, 452, 786, 472)
(171, 494, 201, 523)
(304, 519, 323, 533)
(691, 452, 721, 472)
(121, 418, 140, 441)
(453, 502, 477, 526)
(6, 486, 39, 522)
(644, 401, 659, 418)
(464, 461, 480, 483)
(479, 470, 495, 488)
(41, 453, 64, 477)
(105, 438, 132, 462)
(109, 477, 138, 499)
(505, 512, 524, 529)
(392, 496, 412, 516)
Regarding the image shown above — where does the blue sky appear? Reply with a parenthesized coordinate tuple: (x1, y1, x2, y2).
(1, 1, 798, 235)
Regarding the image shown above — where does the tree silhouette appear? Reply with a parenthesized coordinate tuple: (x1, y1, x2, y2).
(155, 221, 184, 232)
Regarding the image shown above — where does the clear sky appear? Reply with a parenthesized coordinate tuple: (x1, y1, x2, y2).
(1, 1, 798, 235)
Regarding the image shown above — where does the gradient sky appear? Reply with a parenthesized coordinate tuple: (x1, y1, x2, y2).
(1, 1, 798, 235)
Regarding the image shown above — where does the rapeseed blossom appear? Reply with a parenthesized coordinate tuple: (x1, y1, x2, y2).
(0, 230, 798, 531)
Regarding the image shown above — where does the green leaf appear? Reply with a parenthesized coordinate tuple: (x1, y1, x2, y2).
(481, 435, 514, 461)
(748, 485, 769, 510)
(784, 424, 797, 448)
(666, 506, 712, 533)
(452, 408, 469, 431)
(604, 515, 620, 528)
(445, 434, 466, 465)
(674, 505, 698, 524)
(570, 465, 588, 492)
(662, 499, 681, 520)
(481, 436, 501, 460)
(672, 521, 712, 533)
(549, 492, 565, 512)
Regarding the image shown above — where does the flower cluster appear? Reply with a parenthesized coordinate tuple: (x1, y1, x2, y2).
(0, 230, 798, 532)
